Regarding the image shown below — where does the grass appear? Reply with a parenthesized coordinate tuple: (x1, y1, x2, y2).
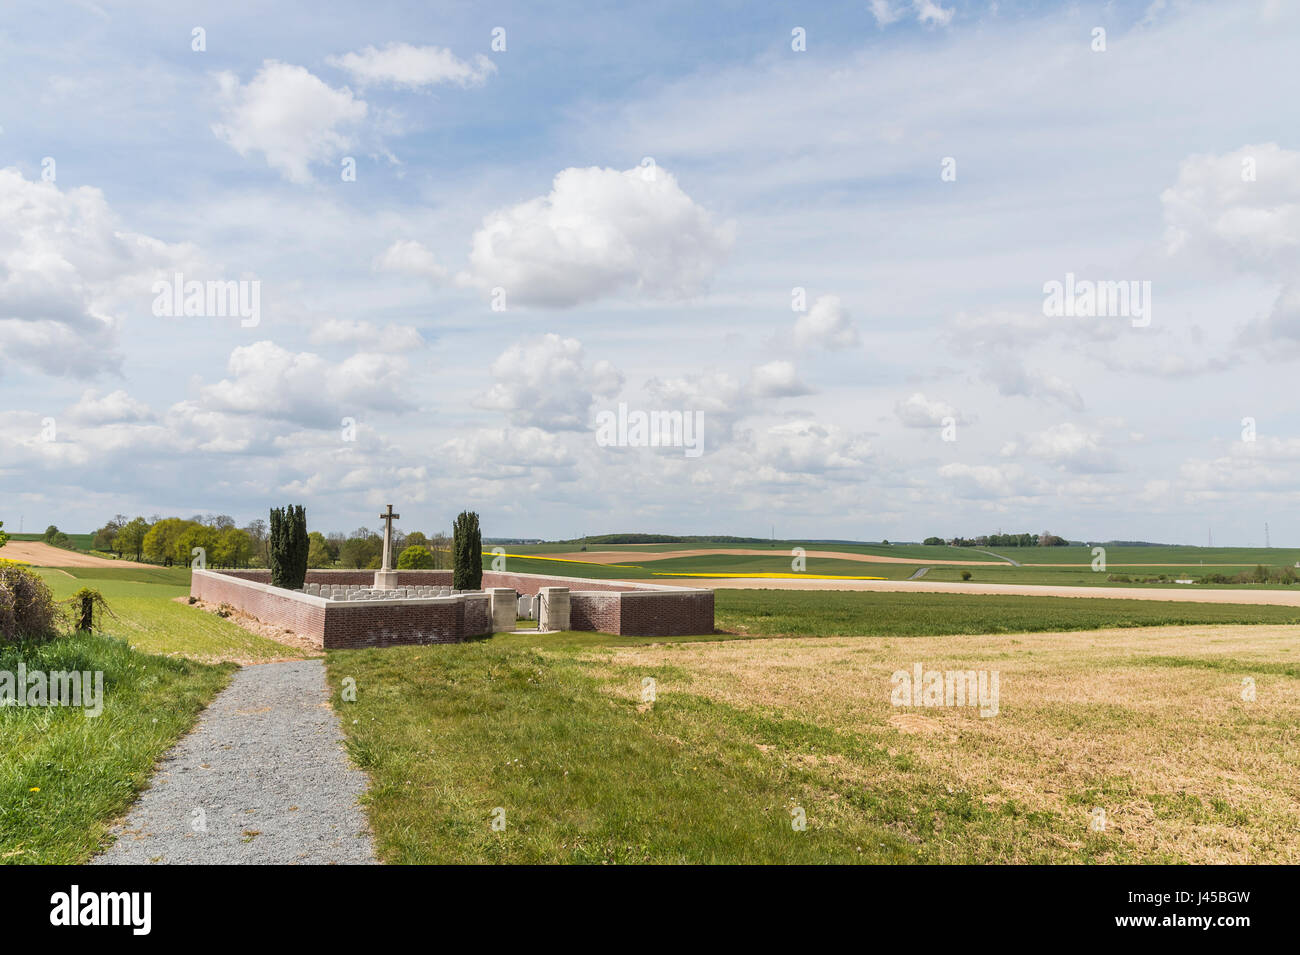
(715, 589, 1300, 637)
(35, 567, 307, 664)
(327, 620, 1300, 863)
(0, 632, 233, 864)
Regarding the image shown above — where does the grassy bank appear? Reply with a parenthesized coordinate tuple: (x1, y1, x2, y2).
(0, 633, 233, 864)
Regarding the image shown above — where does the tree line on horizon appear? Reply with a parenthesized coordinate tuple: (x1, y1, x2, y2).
(923, 532, 1071, 548)
(87, 513, 456, 570)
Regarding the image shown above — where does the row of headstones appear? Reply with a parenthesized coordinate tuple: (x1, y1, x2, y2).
(302, 583, 470, 601)
(517, 593, 536, 620)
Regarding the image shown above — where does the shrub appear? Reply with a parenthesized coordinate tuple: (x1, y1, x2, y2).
(453, 511, 483, 590)
(960, 570, 972, 581)
(216, 602, 234, 618)
(0, 559, 59, 643)
(397, 545, 435, 570)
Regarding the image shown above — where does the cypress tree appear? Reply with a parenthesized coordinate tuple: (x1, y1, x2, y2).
(452, 510, 483, 590)
(269, 504, 309, 590)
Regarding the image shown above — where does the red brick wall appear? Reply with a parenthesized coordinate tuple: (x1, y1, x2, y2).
(192, 571, 327, 647)
(192, 570, 491, 649)
(569, 592, 620, 632)
(192, 568, 714, 643)
(618, 590, 715, 636)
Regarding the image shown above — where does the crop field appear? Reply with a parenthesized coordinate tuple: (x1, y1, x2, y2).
(328, 620, 1300, 864)
(490, 543, 1300, 591)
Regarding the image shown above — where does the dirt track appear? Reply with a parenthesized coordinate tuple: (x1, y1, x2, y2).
(1, 540, 152, 568)
(653, 576, 1300, 607)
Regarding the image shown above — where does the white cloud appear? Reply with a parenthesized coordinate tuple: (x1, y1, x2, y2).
(461, 165, 734, 307)
(477, 334, 623, 431)
(373, 239, 447, 282)
(1012, 423, 1118, 473)
(194, 341, 413, 428)
(870, 0, 954, 28)
(982, 357, 1084, 411)
(440, 427, 572, 478)
(1162, 143, 1300, 273)
(938, 462, 1029, 499)
(66, 389, 154, 425)
(327, 43, 497, 90)
(894, 392, 964, 428)
(869, 1, 905, 27)
(0, 168, 195, 377)
(1162, 144, 1300, 351)
(794, 294, 860, 350)
(750, 360, 812, 398)
(212, 62, 367, 183)
(309, 319, 425, 353)
(748, 420, 874, 475)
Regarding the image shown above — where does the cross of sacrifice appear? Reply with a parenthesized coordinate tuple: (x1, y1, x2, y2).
(379, 504, 401, 571)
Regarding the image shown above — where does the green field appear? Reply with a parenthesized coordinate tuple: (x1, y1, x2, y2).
(35, 567, 309, 663)
(327, 616, 1300, 864)
(499, 541, 1008, 563)
(985, 545, 1300, 566)
(715, 589, 1300, 637)
(489, 547, 1300, 589)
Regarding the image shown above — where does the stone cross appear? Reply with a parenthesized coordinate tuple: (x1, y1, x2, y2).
(379, 504, 401, 571)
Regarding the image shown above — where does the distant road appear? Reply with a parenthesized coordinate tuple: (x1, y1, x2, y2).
(908, 567, 930, 580)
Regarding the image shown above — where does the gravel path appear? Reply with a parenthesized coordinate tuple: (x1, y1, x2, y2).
(94, 660, 376, 865)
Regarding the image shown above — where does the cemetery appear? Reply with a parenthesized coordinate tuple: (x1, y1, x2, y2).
(190, 505, 714, 648)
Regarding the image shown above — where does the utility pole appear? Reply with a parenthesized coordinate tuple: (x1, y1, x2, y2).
(1265, 523, 1270, 548)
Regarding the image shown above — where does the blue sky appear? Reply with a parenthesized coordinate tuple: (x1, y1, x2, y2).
(2, 0, 1298, 543)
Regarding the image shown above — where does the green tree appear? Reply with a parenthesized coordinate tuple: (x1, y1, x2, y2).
(0, 521, 9, 550)
(213, 527, 254, 568)
(116, 517, 149, 561)
(452, 511, 482, 590)
(397, 544, 434, 569)
(176, 524, 220, 568)
(92, 525, 117, 552)
(307, 531, 334, 568)
(339, 531, 381, 569)
(269, 505, 308, 589)
(143, 518, 195, 566)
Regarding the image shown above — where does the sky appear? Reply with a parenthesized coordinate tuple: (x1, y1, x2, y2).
(1, 0, 1298, 544)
